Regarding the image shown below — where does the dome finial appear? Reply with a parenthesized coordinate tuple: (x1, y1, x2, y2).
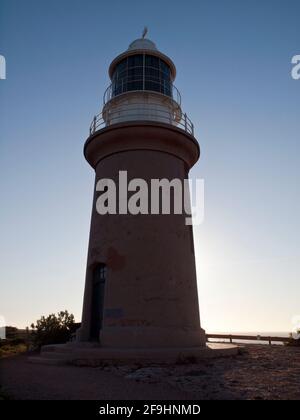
(142, 26, 148, 39)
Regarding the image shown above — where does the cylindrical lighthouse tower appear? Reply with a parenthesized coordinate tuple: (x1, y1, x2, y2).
(77, 35, 206, 351)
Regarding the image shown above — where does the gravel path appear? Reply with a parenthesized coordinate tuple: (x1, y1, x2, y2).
(1, 345, 300, 400)
(0, 355, 192, 400)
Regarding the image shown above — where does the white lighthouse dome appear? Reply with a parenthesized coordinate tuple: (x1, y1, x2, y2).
(128, 38, 157, 51)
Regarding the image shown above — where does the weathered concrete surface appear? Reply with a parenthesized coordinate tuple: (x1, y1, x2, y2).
(78, 123, 206, 348)
(29, 343, 238, 366)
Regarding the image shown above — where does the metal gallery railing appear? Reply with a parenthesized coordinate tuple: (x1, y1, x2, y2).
(89, 103, 194, 136)
(103, 77, 182, 106)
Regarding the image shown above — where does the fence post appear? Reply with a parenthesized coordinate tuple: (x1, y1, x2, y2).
(93, 116, 97, 133)
(269, 337, 272, 346)
(26, 327, 30, 352)
(184, 113, 187, 132)
(229, 335, 233, 344)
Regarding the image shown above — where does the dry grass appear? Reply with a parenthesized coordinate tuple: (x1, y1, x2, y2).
(0, 342, 27, 359)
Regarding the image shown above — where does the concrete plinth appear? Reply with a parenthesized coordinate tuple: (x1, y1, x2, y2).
(28, 343, 238, 366)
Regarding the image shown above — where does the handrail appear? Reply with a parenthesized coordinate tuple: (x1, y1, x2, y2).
(206, 333, 291, 346)
(89, 102, 194, 137)
(103, 77, 181, 106)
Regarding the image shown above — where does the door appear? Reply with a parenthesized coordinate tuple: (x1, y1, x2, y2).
(90, 264, 107, 341)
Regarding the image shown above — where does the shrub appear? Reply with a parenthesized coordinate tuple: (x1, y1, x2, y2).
(0, 386, 11, 400)
(286, 331, 300, 347)
(0, 342, 27, 358)
(30, 310, 75, 349)
(0, 338, 25, 348)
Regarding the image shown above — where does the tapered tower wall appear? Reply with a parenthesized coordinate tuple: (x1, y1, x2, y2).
(78, 122, 206, 347)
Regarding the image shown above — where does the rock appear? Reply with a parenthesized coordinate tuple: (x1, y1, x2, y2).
(184, 369, 208, 376)
(126, 367, 168, 383)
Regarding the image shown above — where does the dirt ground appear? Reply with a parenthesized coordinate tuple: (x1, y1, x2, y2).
(0, 344, 299, 400)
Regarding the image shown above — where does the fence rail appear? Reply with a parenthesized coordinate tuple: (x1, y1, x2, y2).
(89, 104, 194, 136)
(206, 333, 291, 346)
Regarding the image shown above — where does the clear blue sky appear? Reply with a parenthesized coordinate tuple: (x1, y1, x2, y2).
(0, 0, 299, 332)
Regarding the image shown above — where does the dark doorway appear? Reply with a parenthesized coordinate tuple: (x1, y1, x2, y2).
(90, 264, 107, 341)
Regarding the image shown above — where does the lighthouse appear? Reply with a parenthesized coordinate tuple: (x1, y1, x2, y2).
(77, 34, 207, 352)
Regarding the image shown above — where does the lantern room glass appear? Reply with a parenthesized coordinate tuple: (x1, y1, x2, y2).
(111, 54, 172, 98)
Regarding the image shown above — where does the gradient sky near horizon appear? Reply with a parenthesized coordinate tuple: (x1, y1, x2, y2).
(0, 0, 299, 332)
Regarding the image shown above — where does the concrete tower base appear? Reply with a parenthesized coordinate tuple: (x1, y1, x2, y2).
(29, 343, 239, 366)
